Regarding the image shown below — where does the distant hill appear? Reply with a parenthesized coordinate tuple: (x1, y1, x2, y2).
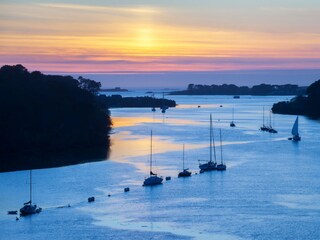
(272, 79, 320, 119)
(170, 83, 306, 95)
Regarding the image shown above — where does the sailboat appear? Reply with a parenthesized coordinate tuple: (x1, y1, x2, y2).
(178, 144, 192, 177)
(260, 107, 269, 131)
(230, 108, 236, 127)
(143, 131, 163, 186)
(20, 170, 41, 216)
(288, 116, 301, 141)
(160, 92, 168, 113)
(216, 129, 227, 171)
(199, 114, 217, 172)
(267, 110, 278, 133)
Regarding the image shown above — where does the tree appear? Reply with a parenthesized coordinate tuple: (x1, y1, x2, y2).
(78, 76, 101, 95)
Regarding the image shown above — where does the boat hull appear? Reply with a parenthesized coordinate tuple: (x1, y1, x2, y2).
(20, 204, 41, 216)
(199, 162, 217, 172)
(143, 176, 163, 186)
(289, 135, 301, 141)
(178, 170, 192, 177)
(216, 164, 227, 171)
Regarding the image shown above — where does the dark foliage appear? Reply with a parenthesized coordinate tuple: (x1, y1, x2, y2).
(170, 83, 306, 96)
(98, 95, 176, 108)
(0, 65, 111, 172)
(272, 79, 320, 119)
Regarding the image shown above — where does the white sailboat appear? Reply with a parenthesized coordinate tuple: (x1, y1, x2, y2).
(143, 131, 163, 186)
(178, 144, 192, 177)
(216, 129, 227, 171)
(20, 170, 41, 216)
(230, 108, 236, 127)
(199, 114, 217, 172)
(288, 116, 301, 141)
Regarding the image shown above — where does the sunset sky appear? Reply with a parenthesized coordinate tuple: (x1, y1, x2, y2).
(1, 0, 319, 87)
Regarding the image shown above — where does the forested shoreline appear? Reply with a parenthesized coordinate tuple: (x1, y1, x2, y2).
(0, 65, 111, 172)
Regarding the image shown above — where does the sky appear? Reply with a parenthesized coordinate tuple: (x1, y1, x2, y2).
(1, 0, 320, 87)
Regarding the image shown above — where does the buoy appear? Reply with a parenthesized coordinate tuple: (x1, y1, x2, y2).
(124, 187, 130, 192)
(88, 197, 95, 202)
(165, 176, 171, 181)
(16, 217, 19, 221)
(8, 210, 18, 215)
(108, 194, 111, 197)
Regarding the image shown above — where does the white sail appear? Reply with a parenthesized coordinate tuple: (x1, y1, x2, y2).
(291, 116, 299, 136)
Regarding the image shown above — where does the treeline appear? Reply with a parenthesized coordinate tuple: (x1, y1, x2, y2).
(0, 64, 111, 172)
(272, 79, 320, 119)
(97, 94, 176, 108)
(170, 83, 306, 95)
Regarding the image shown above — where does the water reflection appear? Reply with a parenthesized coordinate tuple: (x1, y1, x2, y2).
(0, 141, 110, 173)
(112, 116, 202, 128)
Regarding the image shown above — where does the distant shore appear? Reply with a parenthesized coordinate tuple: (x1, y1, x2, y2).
(170, 83, 306, 96)
(101, 87, 128, 92)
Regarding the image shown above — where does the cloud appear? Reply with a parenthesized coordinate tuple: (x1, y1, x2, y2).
(37, 3, 158, 14)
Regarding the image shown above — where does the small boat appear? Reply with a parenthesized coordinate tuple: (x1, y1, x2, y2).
(20, 170, 42, 216)
(230, 108, 236, 127)
(233, 95, 240, 99)
(288, 116, 301, 141)
(178, 144, 192, 177)
(199, 114, 217, 172)
(216, 129, 226, 171)
(143, 131, 163, 186)
(151, 107, 156, 112)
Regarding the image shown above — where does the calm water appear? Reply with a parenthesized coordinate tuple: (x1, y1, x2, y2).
(1, 93, 320, 240)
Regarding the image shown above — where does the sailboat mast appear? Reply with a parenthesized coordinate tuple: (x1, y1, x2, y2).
(220, 129, 223, 164)
(269, 110, 272, 128)
(232, 108, 234, 121)
(210, 114, 212, 162)
(150, 130, 153, 176)
(30, 170, 32, 204)
(182, 144, 185, 170)
(262, 106, 265, 126)
(211, 116, 217, 163)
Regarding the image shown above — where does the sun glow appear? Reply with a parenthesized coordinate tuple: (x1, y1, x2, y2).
(0, 2, 319, 73)
(136, 28, 156, 49)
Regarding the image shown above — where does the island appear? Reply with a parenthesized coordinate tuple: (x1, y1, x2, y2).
(0, 64, 111, 172)
(101, 87, 129, 92)
(97, 94, 176, 108)
(170, 83, 306, 96)
(272, 79, 320, 119)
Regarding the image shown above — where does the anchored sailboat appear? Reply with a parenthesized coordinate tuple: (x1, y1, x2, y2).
(230, 108, 236, 127)
(20, 170, 41, 216)
(288, 116, 301, 141)
(216, 129, 227, 171)
(260, 107, 269, 131)
(268, 110, 278, 133)
(143, 131, 163, 186)
(199, 114, 217, 172)
(178, 144, 192, 177)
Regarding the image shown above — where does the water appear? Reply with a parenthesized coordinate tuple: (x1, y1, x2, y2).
(1, 93, 320, 240)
